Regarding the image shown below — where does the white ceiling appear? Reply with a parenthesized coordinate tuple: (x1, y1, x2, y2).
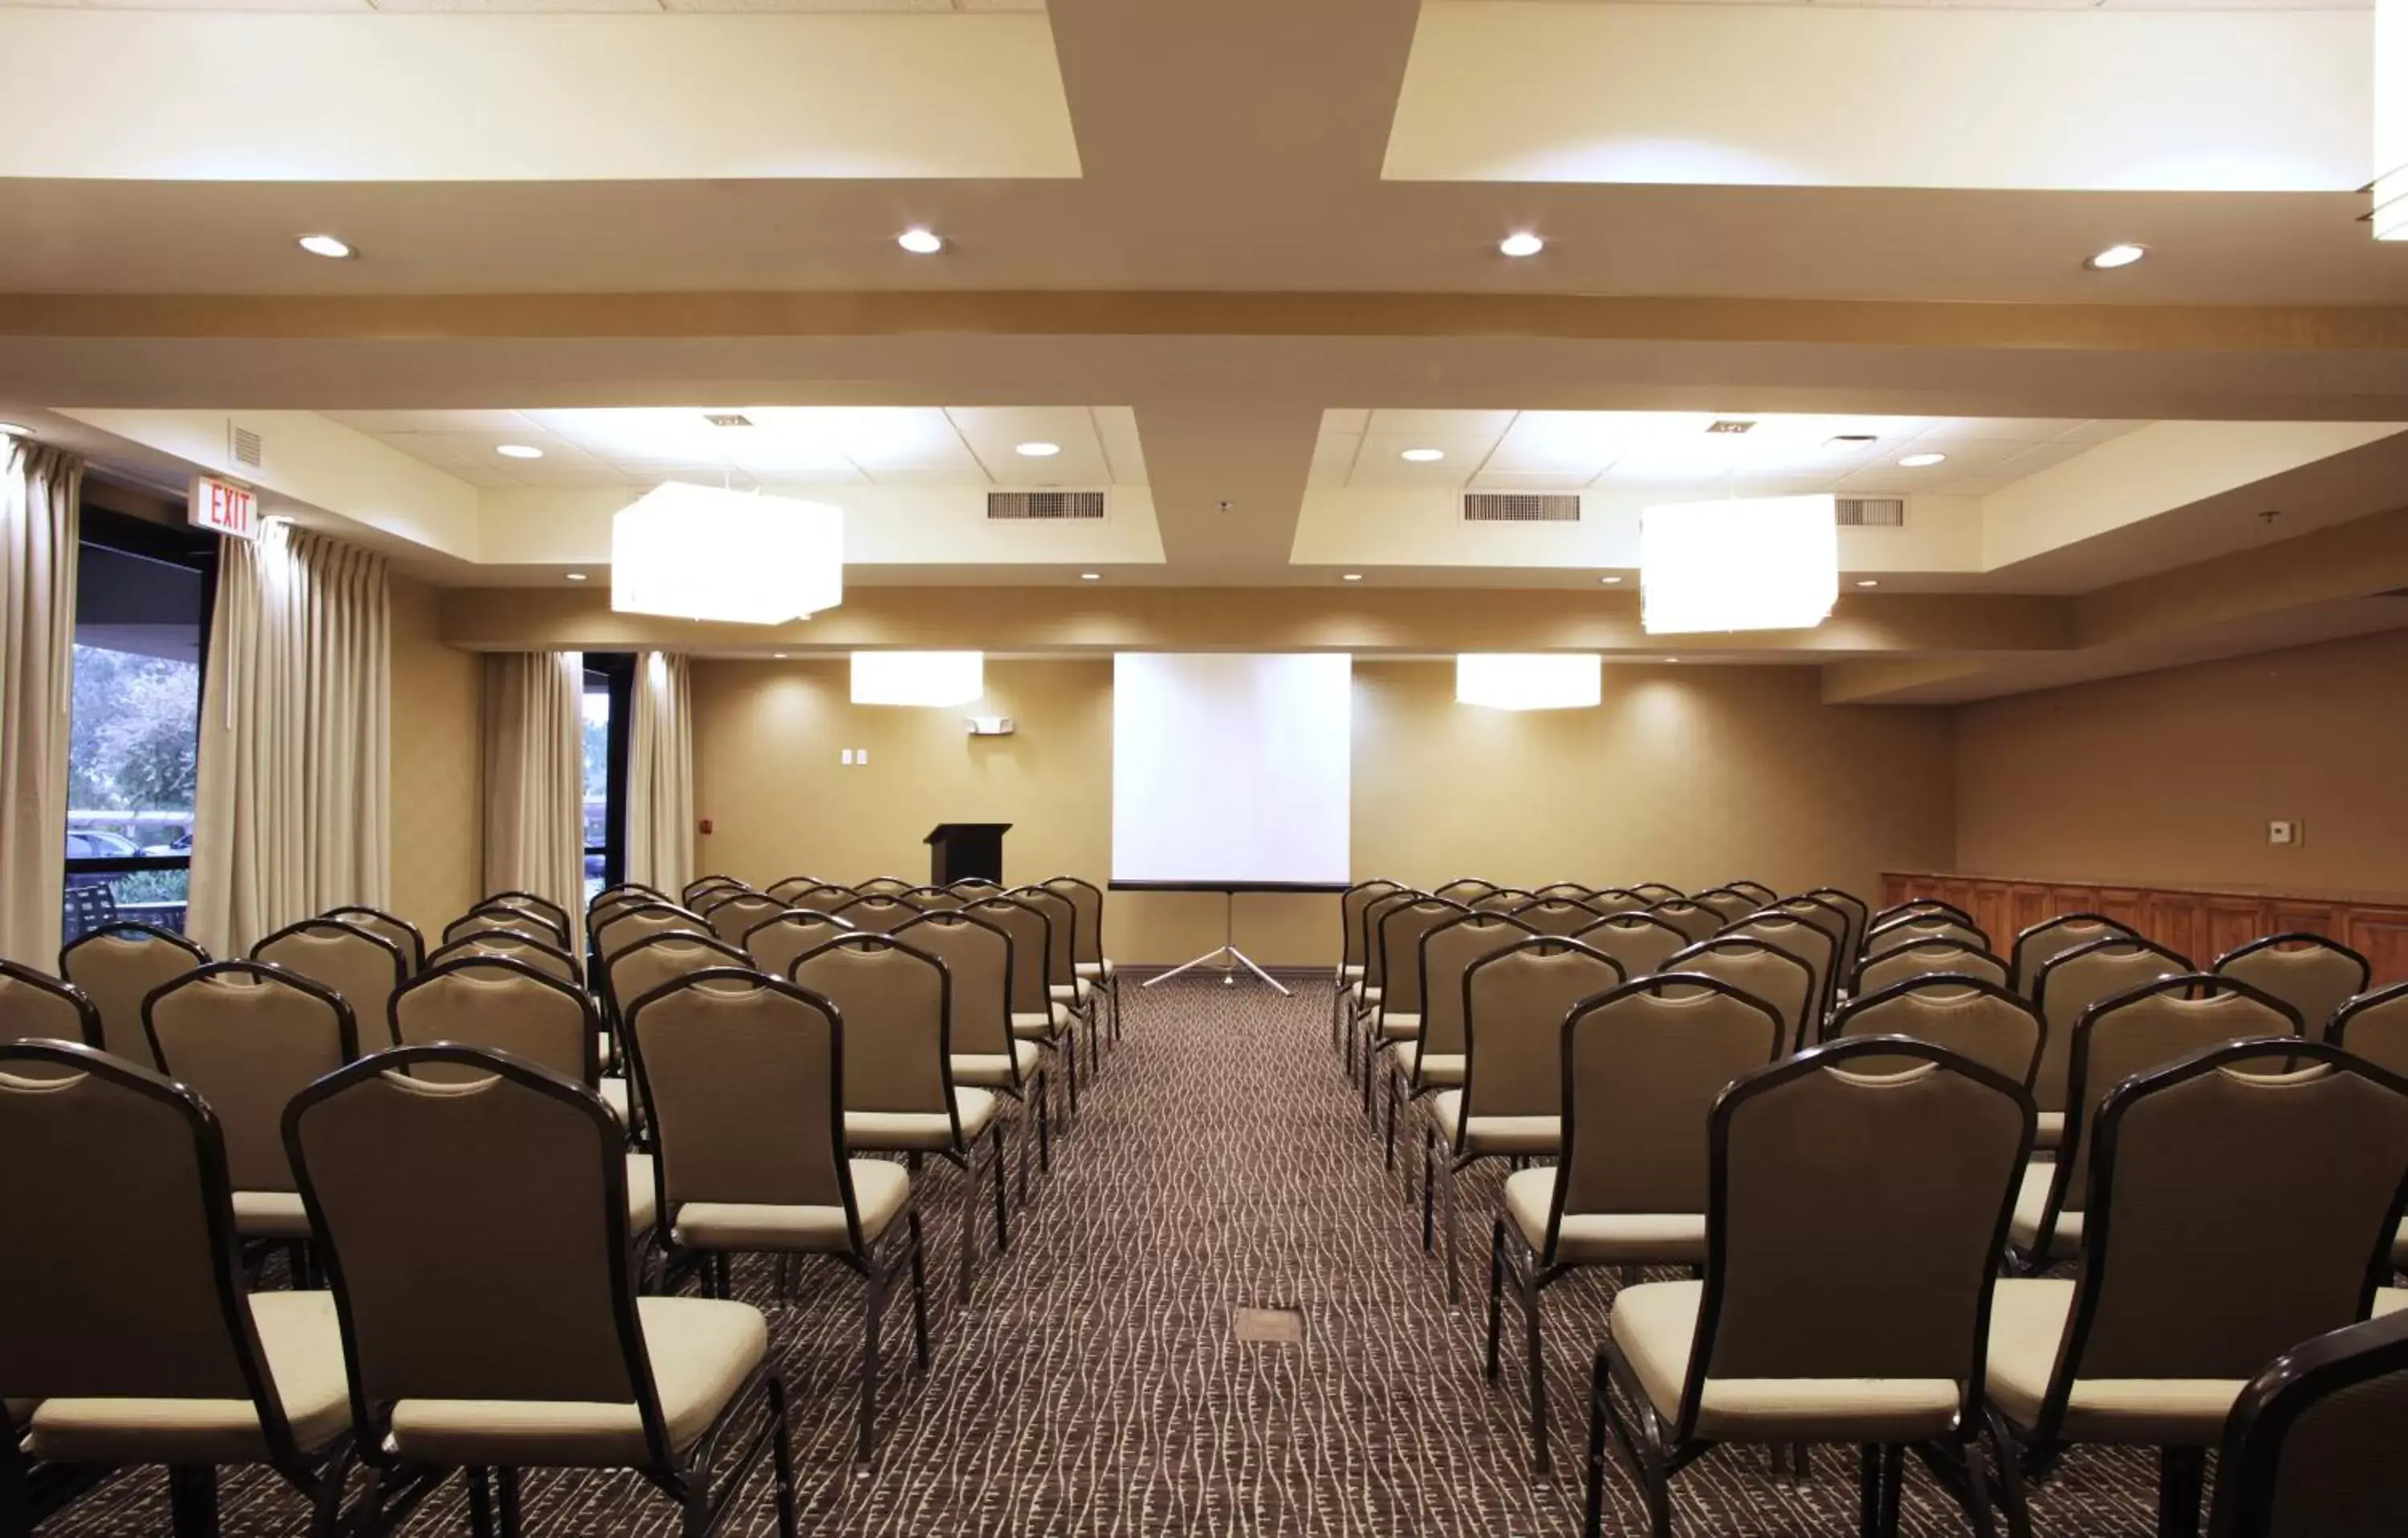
(325, 406, 1145, 490)
(1308, 410, 2141, 497)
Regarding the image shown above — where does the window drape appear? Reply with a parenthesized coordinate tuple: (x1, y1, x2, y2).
(481, 651, 585, 926)
(188, 523, 391, 958)
(625, 650, 695, 897)
(0, 441, 80, 967)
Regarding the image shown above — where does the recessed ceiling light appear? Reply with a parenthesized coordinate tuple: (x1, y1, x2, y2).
(1662, 657, 1679, 664)
(1600, 575, 1623, 584)
(496, 444, 544, 460)
(1400, 448, 1446, 463)
(2085, 242, 2148, 271)
(1898, 453, 1947, 468)
(1340, 572, 1364, 582)
(772, 653, 788, 660)
(1856, 579, 1879, 588)
(1015, 441, 1061, 458)
(1080, 572, 1102, 581)
(897, 228, 944, 255)
(296, 234, 354, 260)
(1824, 434, 1877, 450)
(564, 572, 588, 582)
(1499, 232, 1545, 258)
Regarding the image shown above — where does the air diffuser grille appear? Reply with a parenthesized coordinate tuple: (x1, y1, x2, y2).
(1462, 492, 1580, 523)
(1835, 496, 1906, 528)
(229, 424, 263, 470)
(987, 490, 1107, 520)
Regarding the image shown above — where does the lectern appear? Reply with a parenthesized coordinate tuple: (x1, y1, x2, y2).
(925, 822, 1011, 886)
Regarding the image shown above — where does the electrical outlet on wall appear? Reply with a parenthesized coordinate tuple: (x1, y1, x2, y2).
(2268, 819, 2300, 846)
(840, 749, 855, 766)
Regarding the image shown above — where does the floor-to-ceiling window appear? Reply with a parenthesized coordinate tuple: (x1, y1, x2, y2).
(581, 653, 633, 901)
(63, 505, 216, 938)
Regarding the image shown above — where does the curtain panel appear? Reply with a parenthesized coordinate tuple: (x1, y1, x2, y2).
(0, 441, 81, 967)
(482, 650, 585, 926)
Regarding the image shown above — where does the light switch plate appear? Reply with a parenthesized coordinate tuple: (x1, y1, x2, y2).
(840, 748, 855, 766)
(2268, 819, 2298, 846)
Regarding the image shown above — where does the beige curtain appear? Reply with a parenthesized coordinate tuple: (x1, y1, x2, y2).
(0, 441, 80, 968)
(482, 651, 585, 924)
(188, 523, 391, 958)
(625, 650, 695, 896)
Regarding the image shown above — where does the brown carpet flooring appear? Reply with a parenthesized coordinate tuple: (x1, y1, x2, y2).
(36, 974, 2162, 1536)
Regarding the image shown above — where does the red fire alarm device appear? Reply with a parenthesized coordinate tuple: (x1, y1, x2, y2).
(698, 818, 714, 836)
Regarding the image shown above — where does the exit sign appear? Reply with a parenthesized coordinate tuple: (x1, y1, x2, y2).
(189, 476, 258, 540)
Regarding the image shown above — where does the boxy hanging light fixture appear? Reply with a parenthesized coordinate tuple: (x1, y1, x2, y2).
(1640, 493, 1838, 635)
(1455, 653, 1604, 710)
(611, 482, 844, 625)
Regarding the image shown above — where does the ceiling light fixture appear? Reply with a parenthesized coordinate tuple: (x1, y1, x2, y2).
(2084, 242, 2148, 270)
(852, 651, 985, 708)
(1015, 441, 1061, 458)
(1400, 448, 1446, 463)
(1857, 579, 1879, 588)
(496, 444, 544, 460)
(1824, 434, 1877, 450)
(1340, 572, 1364, 582)
(1080, 572, 1102, 581)
(564, 572, 588, 582)
(1640, 494, 1839, 635)
(296, 234, 355, 259)
(773, 653, 788, 660)
(1499, 232, 1545, 258)
(1898, 453, 1948, 468)
(1456, 653, 1602, 711)
(612, 482, 844, 625)
(897, 228, 944, 255)
(1600, 576, 1623, 584)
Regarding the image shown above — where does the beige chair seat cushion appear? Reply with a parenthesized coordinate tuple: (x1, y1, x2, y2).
(598, 1034, 616, 1072)
(1076, 960, 1116, 982)
(2033, 1111, 2062, 1151)
(1987, 1278, 2239, 1445)
(672, 1160, 910, 1253)
(2373, 1288, 2408, 1318)
(845, 1088, 999, 1153)
(1377, 1013, 1420, 1041)
(1504, 1169, 1706, 1265)
(1387, 1048, 1464, 1089)
(1352, 985, 1382, 1010)
(950, 1041, 1045, 1088)
(1011, 1006, 1071, 1040)
(599, 1077, 629, 1125)
(386, 1296, 767, 1467)
(1048, 979, 1095, 1007)
(232, 1190, 314, 1241)
(1429, 1090, 1560, 1157)
(2394, 1218, 2406, 1270)
(1615, 1280, 1963, 1442)
(625, 1154, 659, 1235)
(2007, 1164, 2081, 1255)
(26, 1291, 350, 1463)
(1338, 964, 1364, 983)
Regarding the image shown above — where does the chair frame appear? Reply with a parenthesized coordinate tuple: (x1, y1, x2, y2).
(142, 959, 360, 1075)
(1345, 888, 1425, 1082)
(959, 894, 1082, 1123)
(1575, 910, 1698, 982)
(850, 877, 917, 898)
(322, 906, 427, 973)
(1805, 887, 1871, 976)
(2011, 912, 2144, 995)
(1874, 897, 1978, 930)
(1008, 884, 1102, 1080)
(1661, 937, 1816, 1055)
(2329, 978, 2408, 1052)
(283, 1044, 798, 1538)
(252, 917, 408, 1026)
(2211, 932, 2372, 1034)
(0, 958, 104, 1048)
(57, 920, 210, 1056)
(1854, 939, 2013, 998)
(681, 876, 749, 908)
(1582, 1035, 2036, 1538)
(1721, 880, 1777, 905)
(1624, 882, 1685, 905)
(1830, 973, 2046, 1089)
(2206, 1308, 2408, 1538)
(1714, 910, 1842, 1048)
(893, 907, 1054, 1182)
(1383, 910, 1537, 1171)
(458, 898, 571, 951)
(1, 1040, 360, 1537)
(426, 927, 584, 986)
(1432, 877, 1502, 903)
(390, 953, 604, 1090)
(1040, 874, 1123, 1052)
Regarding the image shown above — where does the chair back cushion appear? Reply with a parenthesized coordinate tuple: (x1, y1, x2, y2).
(429, 929, 581, 988)
(790, 940, 950, 1115)
(148, 966, 352, 1192)
(2215, 938, 2369, 1038)
(1462, 942, 1625, 1119)
(1041, 878, 1107, 964)
(1413, 913, 1534, 1060)
(1573, 913, 1690, 982)
(742, 910, 855, 980)
(1339, 881, 1402, 969)
(1716, 914, 1835, 1029)
(1834, 979, 2043, 1086)
(394, 959, 596, 1084)
(832, 894, 917, 934)
(0, 963, 100, 1051)
(895, 913, 1015, 1059)
(962, 897, 1053, 1014)
(604, 933, 746, 1024)
(1559, 982, 1781, 1221)
(1508, 897, 1605, 938)
(702, 892, 787, 945)
(1665, 940, 1816, 1052)
(59, 926, 205, 1059)
(1644, 901, 1722, 944)
(1857, 942, 2008, 996)
(2032, 938, 2190, 1111)
(2013, 913, 2140, 996)
(254, 922, 406, 1052)
(1377, 899, 1470, 1017)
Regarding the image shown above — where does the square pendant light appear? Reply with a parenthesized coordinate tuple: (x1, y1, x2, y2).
(2380, 0, 2406, 238)
(852, 651, 986, 707)
(1640, 493, 1837, 635)
(612, 482, 843, 625)
(1455, 653, 1603, 710)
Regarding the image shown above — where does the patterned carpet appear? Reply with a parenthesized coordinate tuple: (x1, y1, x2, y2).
(38, 975, 2162, 1537)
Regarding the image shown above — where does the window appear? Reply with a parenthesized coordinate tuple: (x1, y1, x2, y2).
(63, 507, 217, 939)
(582, 654, 634, 902)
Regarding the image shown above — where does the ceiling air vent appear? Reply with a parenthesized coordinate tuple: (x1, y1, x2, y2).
(1706, 419, 1756, 435)
(702, 413, 754, 429)
(1835, 496, 1906, 528)
(1462, 492, 1580, 523)
(986, 490, 1107, 521)
(228, 422, 263, 470)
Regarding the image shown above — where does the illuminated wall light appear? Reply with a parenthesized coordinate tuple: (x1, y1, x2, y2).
(1640, 494, 1838, 635)
(851, 651, 986, 707)
(1455, 653, 1603, 711)
(612, 482, 843, 625)
(2381, 0, 2407, 238)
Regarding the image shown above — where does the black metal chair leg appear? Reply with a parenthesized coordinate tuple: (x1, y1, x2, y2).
(1421, 1128, 1437, 1252)
(1857, 1445, 1882, 1537)
(990, 1125, 1010, 1255)
(1484, 1219, 1507, 1384)
(465, 1467, 494, 1538)
(495, 1467, 522, 1538)
(2158, 1446, 2205, 1538)
(1383, 1071, 1400, 1171)
(1985, 1410, 2035, 1538)
(168, 1466, 218, 1538)
(767, 1376, 800, 1538)
(1581, 1353, 1612, 1538)
(1523, 1259, 1551, 1478)
(858, 1270, 885, 1466)
(1036, 1068, 1052, 1174)
(1956, 1428, 1999, 1538)
(1877, 1443, 1903, 1538)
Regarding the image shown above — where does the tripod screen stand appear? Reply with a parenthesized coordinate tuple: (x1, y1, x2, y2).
(1110, 879, 1352, 996)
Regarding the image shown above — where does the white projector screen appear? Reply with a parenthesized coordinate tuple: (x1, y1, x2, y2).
(1111, 653, 1352, 886)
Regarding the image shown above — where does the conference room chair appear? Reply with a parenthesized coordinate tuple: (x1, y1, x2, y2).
(896, 908, 1052, 1182)
(1873, 897, 1978, 930)
(1856, 939, 2011, 996)
(1428, 937, 1626, 1302)
(2212, 933, 2372, 1038)
(252, 918, 409, 1059)
(1581, 1036, 2034, 1538)
(962, 893, 1081, 1121)
(58, 919, 209, 1061)
(2011, 974, 2299, 1273)
(852, 877, 918, 898)
(144, 962, 358, 1258)
(1493, 974, 1784, 1477)
(702, 891, 787, 946)
(897, 884, 964, 912)
(2207, 1308, 2408, 1538)
(1863, 912, 1991, 963)
(1041, 874, 1122, 1046)
(393, 954, 630, 1128)
(1571, 912, 1690, 986)
(1640, 900, 1721, 946)
(1770, 895, 1853, 1001)
(284, 1044, 798, 1538)
(1714, 911, 1839, 1046)
(2028, 935, 2193, 1153)
(0, 1040, 354, 1537)
(1382, 911, 1533, 1176)
(1333, 879, 1404, 1039)
(1986, 1039, 2408, 1538)
(683, 874, 749, 908)
(1720, 879, 1778, 905)
(1660, 938, 1816, 1052)
(946, 877, 1006, 901)
(0, 958, 102, 1052)
(1617, 881, 1679, 905)
(321, 905, 426, 974)
(1011, 884, 1101, 1075)
(2011, 911, 2143, 997)
(1365, 897, 1473, 1121)
(426, 926, 584, 989)
(458, 894, 571, 951)
(763, 875, 832, 905)
(790, 934, 1007, 1303)
(593, 901, 715, 979)
(1687, 887, 1762, 927)
(441, 907, 556, 952)
(1529, 881, 1596, 902)
(604, 930, 752, 1068)
(830, 892, 920, 935)
(587, 887, 666, 948)
(1433, 877, 1501, 903)
(741, 908, 857, 982)
(1829, 974, 2045, 1088)
(2327, 982, 2408, 1278)
(592, 881, 666, 907)
(624, 970, 929, 1465)
(1506, 895, 1607, 938)
(1806, 887, 1873, 974)
(1346, 887, 1424, 1080)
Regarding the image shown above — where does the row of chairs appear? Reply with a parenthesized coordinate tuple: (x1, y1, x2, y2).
(1323, 877, 2408, 1537)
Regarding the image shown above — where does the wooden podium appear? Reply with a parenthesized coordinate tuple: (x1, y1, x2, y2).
(925, 822, 1011, 886)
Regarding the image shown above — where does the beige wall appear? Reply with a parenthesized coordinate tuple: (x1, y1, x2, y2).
(386, 573, 482, 939)
(1952, 627, 2408, 899)
(689, 657, 1955, 966)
